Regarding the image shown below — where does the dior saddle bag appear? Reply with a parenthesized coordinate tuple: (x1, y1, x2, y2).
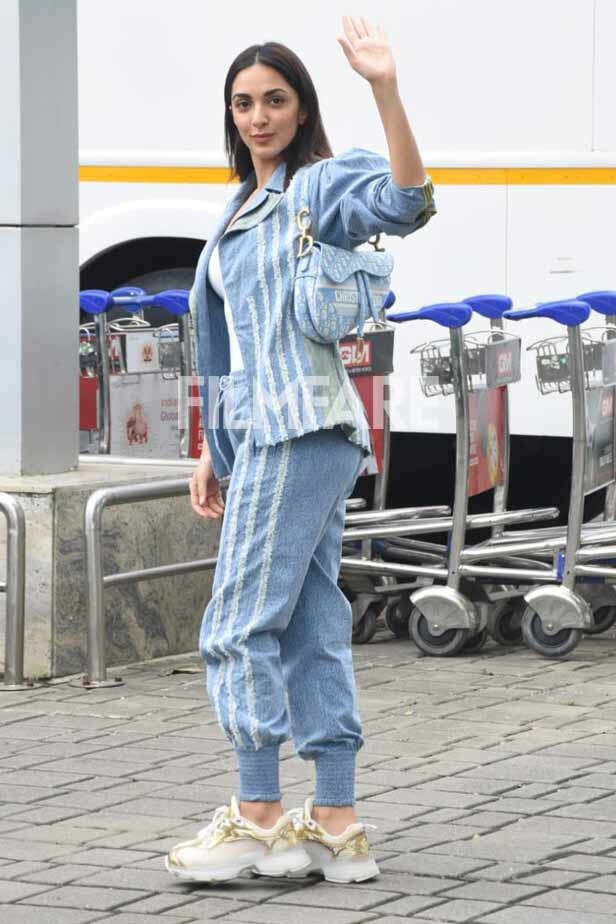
(293, 205, 394, 345)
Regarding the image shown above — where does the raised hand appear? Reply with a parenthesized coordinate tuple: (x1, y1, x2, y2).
(336, 16, 397, 87)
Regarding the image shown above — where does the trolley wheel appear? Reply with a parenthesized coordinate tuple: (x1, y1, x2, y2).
(385, 599, 411, 639)
(488, 600, 524, 647)
(460, 626, 489, 654)
(409, 608, 469, 657)
(585, 605, 616, 636)
(352, 605, 378, 644)
(521, 605, 581, 658)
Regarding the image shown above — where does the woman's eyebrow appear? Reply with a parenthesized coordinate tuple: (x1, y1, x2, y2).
(231, 88, 288, 100)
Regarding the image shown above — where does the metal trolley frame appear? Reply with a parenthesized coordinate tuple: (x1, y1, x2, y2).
(467, 291, 616, 657)
(378, 297, 558, 655)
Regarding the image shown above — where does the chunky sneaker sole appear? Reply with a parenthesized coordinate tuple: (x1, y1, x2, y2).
(166, 845, 311, 883)
(290, 840, 379, 883)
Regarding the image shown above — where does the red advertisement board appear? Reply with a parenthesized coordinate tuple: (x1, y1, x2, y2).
(79, 377, 98, 431)
(189, 380, 204, 459)
(351, 374, 385, 474)
(468, 387, 506, 497)
(585, 385, 615, 495)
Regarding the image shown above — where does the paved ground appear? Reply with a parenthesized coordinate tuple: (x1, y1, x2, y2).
(3, 630, 616, 923)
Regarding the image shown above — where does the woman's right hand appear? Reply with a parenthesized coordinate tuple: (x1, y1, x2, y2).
(190, 455, 225, 519)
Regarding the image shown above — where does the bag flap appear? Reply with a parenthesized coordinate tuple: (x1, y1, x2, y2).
(318, 243, 394, 283)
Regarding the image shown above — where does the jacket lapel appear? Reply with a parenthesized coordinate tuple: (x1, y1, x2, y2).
(198, 160, 288, 288)
(200, 177, 255, 270)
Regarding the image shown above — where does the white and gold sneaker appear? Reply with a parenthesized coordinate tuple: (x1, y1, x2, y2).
(165, 795, 311, 883)
(290, 798, 379, 883)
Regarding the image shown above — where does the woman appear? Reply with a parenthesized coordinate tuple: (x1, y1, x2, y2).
(166, 15, 435, 885)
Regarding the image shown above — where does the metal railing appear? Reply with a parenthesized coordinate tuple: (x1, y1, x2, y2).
(79, 470, 409, 688)
(81, 478, 219, 688)
(0, 494, 28, 691)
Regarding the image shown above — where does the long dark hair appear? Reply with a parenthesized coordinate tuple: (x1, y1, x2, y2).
(224, 42, 333, 190)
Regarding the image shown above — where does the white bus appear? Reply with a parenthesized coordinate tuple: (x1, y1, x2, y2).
(77, 0, 616, 511)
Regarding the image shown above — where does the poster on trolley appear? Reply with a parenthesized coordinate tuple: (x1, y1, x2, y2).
(584, 386, 615, 495)
(468, 387, 506, 496)
(109, 374, 181, 457)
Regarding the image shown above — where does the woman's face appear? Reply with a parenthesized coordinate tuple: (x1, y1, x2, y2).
(229, 63, 306, 169)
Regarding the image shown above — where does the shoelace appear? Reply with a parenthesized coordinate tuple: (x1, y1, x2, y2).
(287, 807, 313, 829)
(196, 805, 243, 841)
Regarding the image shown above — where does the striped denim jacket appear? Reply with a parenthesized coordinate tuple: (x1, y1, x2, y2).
(189, 147, 436, 480)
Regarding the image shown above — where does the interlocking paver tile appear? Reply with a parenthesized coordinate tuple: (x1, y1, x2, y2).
(0, 907, 103, 924)
(269, 884, 400, 910)
(458, 755, 597, 783)
(68, 813, 179, 833)
(549, 794, 616, 821)
(449, 811, 520, 829)
(58, 847, 158, 867)
(7, 823, 122, 846)
(549, 853, 616, 873)
(543, 785, 608, 803)
(0, 839, 75, 862)
(222, 906, 379, 923)
(0, 860, 51, 880)
(367, 895, 446, 916)
(374, 920, 440, 924)
(89, 915, 197, 923)
(21, 864, 105, 885)
(17, 884, 151, 910)
(511, 813, 616, 840)
(73, 866, 189, 893)
(442, 880, 544, 902)
(381, 852, 491, 877)
(481, 908, 616, 923)
(0, 880, 54, 902)
(574, 873, 616, 892)
(419, 898, 502, 921)
(564, 836, 616, 853)
(6, 806, 87, 825)
(466, 861, 533, 881)
(575, 773, 616, 790)
(519, 868, 592, 887)
(482, 797, 556, 815)
(0, 784, 67, 805)
(369, 789, 490, 809)
(424, 827, 581, 862)
(523, 887, 616, 913)
(127, 893, 249, 917)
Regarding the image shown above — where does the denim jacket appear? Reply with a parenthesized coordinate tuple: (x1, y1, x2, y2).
(190, 147, 436, 479)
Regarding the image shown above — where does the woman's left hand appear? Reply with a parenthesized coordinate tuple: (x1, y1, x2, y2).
(337, 16, 397, 87)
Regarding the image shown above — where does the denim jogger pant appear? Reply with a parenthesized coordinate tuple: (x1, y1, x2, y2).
(199, 370, 365, 805)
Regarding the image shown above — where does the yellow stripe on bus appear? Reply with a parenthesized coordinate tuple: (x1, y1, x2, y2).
(79, 165, 616, 185)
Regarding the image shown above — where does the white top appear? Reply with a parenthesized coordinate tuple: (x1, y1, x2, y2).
(207, 242, 244, 372)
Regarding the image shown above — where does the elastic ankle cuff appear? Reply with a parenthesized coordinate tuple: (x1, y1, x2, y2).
(315, 748, 356, 805)
(237, 744, 281, 802)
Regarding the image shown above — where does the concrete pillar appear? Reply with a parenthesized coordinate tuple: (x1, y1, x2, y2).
(0, 0, 79, 475)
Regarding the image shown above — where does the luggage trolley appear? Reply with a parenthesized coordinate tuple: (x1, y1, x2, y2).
(476, 293, 616, 656)
(79, 288, 196, 459)
(337, 299, 454, 643)
(385, 299, 559, 655)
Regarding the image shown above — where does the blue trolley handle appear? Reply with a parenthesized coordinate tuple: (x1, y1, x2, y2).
(577, 290, 616, 316)
(131, 289, 191, 317)
(388, 301, 472, 329)
(503, 299, 590, 326)
(463, 294, 512, 320)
